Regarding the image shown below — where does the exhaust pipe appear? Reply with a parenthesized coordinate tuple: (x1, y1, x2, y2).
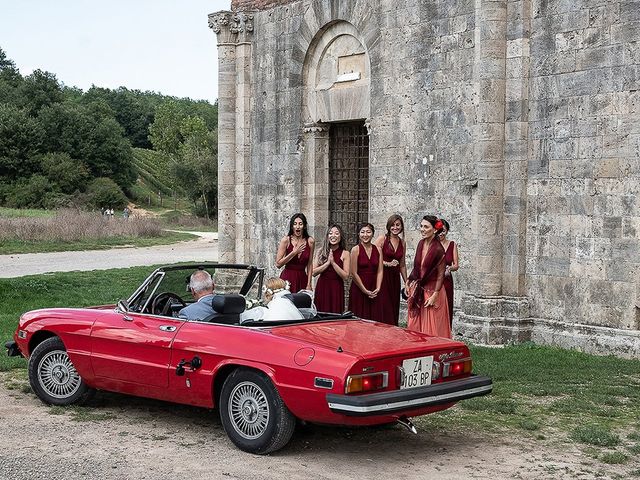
(397, 415, 417, 434)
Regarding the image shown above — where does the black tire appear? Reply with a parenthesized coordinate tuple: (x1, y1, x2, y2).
(219, 369, 296, 454)
(28, 337, 95, 406)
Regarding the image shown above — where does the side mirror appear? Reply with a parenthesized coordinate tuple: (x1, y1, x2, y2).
(116, 299, 129, 313)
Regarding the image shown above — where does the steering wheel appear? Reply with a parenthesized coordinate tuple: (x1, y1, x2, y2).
(151, 292, 186, 316)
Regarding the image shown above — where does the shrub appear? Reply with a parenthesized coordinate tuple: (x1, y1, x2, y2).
(570, 424, 620, 447)
(86, 177, 128, 209)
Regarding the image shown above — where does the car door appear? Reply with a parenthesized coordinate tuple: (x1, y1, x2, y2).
(90, 310, 183, 388)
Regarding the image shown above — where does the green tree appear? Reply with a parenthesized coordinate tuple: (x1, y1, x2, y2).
(38, 152, 89, 194)
(0, 104, 43, 180)
(176, 116, 218, 219)
(148, 101, 186, 155)
(18, 69, 64, 116)
(86, 177, 128, 209)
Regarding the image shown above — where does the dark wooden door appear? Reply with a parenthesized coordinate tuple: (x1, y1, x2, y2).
(329, 122, 369, 248)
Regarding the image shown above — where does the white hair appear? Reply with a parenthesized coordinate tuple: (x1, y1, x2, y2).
(189, 270, 214, 294)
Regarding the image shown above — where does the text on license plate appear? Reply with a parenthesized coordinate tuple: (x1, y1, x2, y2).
(400, 355, 434, 389)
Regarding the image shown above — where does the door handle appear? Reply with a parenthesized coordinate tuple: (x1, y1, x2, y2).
(159, 325, 177, 332)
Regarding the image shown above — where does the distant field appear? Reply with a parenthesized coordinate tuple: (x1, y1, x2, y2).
(0, 207, 55, 218)
(0, 209, 197, 254)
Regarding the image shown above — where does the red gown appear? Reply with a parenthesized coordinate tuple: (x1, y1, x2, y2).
(378, 236, 404, 326)
(407, 238, 451, 338)
(280, 237, 310, 293)
(314, 248, 345, 314)
(443, 241, 456, 327)
(349, 244, 382, 321)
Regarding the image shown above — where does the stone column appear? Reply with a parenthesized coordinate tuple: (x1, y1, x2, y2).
(209, 11, 254, 264)
(472, 0, 508, 296)
(502, 0, 531, 295)
(301, 122, 330, 240)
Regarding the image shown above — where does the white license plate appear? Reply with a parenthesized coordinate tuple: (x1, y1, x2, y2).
(400, 355, 434, 389)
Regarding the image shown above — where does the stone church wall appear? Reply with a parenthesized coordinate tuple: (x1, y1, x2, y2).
(210, 0, 640, 357)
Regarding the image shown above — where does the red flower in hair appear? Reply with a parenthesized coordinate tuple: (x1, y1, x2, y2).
(434, 220, 444, 230)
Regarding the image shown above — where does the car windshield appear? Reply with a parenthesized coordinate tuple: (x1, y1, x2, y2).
(126, 264, 263, 314)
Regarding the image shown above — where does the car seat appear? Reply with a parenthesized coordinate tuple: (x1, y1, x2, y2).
(204, 294, 246, 324)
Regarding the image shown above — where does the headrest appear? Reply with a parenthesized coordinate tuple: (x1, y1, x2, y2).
(212, 294, 246, 314)
(284, 292, 312, 309)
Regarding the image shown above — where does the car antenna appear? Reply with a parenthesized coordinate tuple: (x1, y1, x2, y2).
(336, 346, 343, 352)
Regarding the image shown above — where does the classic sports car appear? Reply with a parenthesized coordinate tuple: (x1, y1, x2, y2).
(6, 263, 492, 454)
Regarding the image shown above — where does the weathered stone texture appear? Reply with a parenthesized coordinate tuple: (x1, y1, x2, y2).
(211, 0, 640, 357)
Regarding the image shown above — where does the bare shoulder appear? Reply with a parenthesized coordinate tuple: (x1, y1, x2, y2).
(374, 235, 385, 247)
(308, 236, 315, 246)
(350, 245, 360, 254)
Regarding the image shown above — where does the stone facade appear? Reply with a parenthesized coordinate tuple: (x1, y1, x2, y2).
(209, 0, 640, 358)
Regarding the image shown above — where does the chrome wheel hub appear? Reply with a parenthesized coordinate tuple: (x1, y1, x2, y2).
(37, 350, 82, 399)
(228, 381, 269, 440)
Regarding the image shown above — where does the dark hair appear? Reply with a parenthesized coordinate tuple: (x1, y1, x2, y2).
(318, 224, 347, 262)
(288, 213, 309, 238)
(440, 219, 450, 232)
(386, 214, 404, 237)
(357, 222, 375, 238)
(422, 215, 444, 235)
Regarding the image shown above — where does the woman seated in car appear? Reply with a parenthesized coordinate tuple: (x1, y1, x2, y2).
(240, 277, 306, 323)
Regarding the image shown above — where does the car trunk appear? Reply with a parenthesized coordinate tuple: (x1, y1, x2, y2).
(267, 319, 464, 360)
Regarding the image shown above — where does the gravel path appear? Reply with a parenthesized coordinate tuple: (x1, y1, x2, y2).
(1, 373, 618, 480)
(0, 232, 218, 278)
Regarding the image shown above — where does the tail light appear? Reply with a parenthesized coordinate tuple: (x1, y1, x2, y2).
(442, 358, 472, 378)
(345, 372, 388, 394)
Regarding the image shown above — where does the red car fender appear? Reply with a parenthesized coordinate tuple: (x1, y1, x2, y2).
(210, 358, 277, 408)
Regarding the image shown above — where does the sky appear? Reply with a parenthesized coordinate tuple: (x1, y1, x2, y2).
(0, 0, 232, 103)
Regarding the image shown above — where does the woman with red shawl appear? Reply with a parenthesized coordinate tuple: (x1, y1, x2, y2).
(406, 215, 451, 338)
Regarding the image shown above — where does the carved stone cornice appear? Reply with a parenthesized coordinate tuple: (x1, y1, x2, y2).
(208, 11, 254, 45)
(303, 122, 329, 134)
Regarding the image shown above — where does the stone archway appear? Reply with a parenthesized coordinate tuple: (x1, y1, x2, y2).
(299, 21, 372, 240)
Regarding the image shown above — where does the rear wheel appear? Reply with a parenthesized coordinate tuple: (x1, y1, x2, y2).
(28, 337, 94, 406)
(219, 369, 295, 454)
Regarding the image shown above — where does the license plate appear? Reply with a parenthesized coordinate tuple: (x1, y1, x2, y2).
(400, 355, 434, 389)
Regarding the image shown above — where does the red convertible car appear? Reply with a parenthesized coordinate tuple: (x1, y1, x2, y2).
(6, 263, 492, 454)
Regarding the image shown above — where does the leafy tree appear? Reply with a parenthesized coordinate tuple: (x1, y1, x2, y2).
(148, 101, 185, 155)
(0, 104, 43, 180)
(176, 116, 218, 219)
(37, 102, 135, 190)
(5, 174, 54, 209)
(18, 69, 64, 116)
(38, 152, 89, 194)
(86, 177, 128, 209)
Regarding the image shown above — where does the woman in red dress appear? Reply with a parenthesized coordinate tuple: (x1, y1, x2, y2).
(275, 213, 315, 293)
(313, 224, 350, 313)
(407, 215, 451, 338)
(439, 219, 459, 328)
(374, 214, 408, 326)
(349, 223, 383, 321)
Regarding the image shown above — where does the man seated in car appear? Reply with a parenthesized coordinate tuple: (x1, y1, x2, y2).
(179, 270, 218, 321)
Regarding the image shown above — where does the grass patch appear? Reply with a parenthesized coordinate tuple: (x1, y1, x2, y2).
(600, 452, 628, 464)
(48, 405, 114, 422)
(570, 424, 620, 447)
(0, 207, 55, 218)
(0, 232, 196, 255)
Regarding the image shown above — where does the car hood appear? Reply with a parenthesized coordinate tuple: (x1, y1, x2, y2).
(267, 320, 464, 358)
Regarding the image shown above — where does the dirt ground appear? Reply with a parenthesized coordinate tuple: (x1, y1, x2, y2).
(0, 373, 632, 480)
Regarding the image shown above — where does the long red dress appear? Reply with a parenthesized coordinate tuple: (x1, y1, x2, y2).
(407, 238, 451, 338)
(378, 236, 404, 326)
(280, 237, 310, 293)
(349, 244, 381, 321)
(443, 241, 456, 327)
(314, 248, 345, 314)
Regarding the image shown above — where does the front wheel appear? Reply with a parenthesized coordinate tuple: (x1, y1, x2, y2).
(219, 369, 296, 454)
(28, 337, 94, 406)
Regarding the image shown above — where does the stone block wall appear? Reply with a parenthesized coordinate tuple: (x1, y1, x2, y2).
(211, 0, 640, 357)
(526, 0, 640, 331)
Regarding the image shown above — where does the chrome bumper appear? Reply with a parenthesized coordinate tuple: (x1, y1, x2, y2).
(326, 375, 493, 416)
